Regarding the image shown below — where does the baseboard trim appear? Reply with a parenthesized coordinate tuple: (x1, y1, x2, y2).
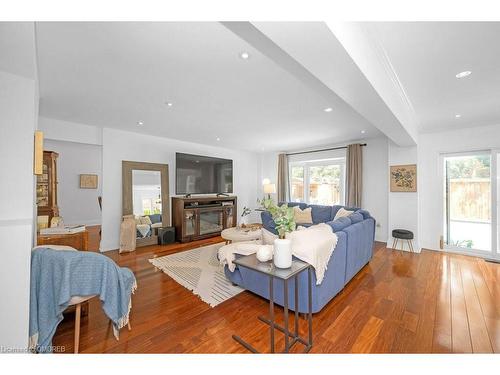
(485, 258, 500, 264)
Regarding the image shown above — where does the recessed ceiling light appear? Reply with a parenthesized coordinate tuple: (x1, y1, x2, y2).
(455, 70, 472, 79)
(240, 52, 250, 60)
(137, 121, 144, 126)
(216, 137, 221, 141)
(361, 130, 366, 134)
(455, 114, 462, 118)
(165, 102, 173, 107)
(324, 107, 333, 112)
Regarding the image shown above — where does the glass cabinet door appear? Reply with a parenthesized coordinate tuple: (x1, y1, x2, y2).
(184, 209, 197, 237)
(224, 206, 234, 228)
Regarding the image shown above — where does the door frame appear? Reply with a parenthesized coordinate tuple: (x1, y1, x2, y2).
(440, 150, 499, 260)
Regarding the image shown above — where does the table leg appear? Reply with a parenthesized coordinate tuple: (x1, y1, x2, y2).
(284, 279, 289, 353)
(269, 275, 274, 353)
(308, 267, 313, 348)
(294, 275, 299, 338)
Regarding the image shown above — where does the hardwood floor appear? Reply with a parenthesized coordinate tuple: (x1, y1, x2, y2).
(52, 231, 500, 353)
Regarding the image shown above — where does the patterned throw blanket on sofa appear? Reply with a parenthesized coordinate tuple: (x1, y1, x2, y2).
(29, 248, 137, 352)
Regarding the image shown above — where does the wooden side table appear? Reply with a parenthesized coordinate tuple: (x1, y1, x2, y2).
(37, 230, 89, 251)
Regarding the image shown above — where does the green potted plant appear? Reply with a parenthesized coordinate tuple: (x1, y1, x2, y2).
(258, 197, 296, 268)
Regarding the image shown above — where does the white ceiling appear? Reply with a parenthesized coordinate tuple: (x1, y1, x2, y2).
(251, 21, 417, 146)
(0, 22, 37, 79)
(35, 22, 382, 152)
(10, 21, 500, 151)
(369, 22, 500, 133)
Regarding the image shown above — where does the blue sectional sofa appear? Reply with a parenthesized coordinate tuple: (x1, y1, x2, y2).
(223, 203, 375, 313)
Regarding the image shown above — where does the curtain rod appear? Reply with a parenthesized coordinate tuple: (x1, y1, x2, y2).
(285, 143, 367, 156)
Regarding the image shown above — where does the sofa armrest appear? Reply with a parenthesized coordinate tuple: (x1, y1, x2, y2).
(356, 209, 371, 220)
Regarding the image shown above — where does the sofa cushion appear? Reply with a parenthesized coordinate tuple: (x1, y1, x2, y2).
(309, 204, 333, 224)
(349, 212, 364, 224)
(262, 228, 279, 245)
(331, 205, 343, 220)
(334, 207, 354, 221)
(297, 223, 314, 229)
(326, 216, 352, 232)
(261, 211, 277, 234)
(141, 216, 152, 225)
(148, 214, 162, 224)
(285, 202, 308, 210)
(293, 206, 313, 224)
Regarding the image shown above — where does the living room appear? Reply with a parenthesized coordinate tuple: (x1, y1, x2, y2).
(1, 0, 500, 373)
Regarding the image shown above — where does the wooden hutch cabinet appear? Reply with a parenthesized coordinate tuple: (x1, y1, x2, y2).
(172, 196, 237, 243)
(36, 151, 59, 223)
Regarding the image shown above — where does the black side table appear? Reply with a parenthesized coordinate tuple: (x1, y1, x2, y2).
(232, 254, 313, 353)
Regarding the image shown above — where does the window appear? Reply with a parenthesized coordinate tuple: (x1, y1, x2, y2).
(289, 159, 345, 205)
(443, 151, 496, 254)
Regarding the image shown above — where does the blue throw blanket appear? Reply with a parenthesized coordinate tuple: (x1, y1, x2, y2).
(29, 248, 137, 353)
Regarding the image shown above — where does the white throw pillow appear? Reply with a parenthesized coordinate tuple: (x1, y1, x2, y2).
(262, 228, 279, 245)
(293, 206, 313, 224)
(334, 207, 354, 221)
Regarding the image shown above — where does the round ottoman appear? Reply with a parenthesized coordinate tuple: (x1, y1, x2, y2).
(392, 229, 415, 252)
(221, 226, 262, 244)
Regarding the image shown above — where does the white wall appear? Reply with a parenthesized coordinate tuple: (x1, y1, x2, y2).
(0, 69, 37, 348)
(44, 139, 103, 226)
(101, 128, 260, 251)
(259, 137, 389, 242)
(418, 124, 500, 251)
(363, 137, 388, 242)
(387, 141, 419, 250)
(38, 116, 102, 145)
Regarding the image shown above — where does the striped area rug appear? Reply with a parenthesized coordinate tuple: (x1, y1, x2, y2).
(149, 243, 244, 307)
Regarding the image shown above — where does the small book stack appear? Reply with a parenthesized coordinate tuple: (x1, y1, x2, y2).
(40, 225, 86, 235)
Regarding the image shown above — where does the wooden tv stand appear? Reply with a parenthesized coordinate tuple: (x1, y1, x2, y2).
(172, 195, 237, 243)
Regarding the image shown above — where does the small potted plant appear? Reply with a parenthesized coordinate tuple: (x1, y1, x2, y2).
(258, 198, 296, 268)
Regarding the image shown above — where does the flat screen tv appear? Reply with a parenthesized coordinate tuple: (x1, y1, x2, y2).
(176, 152, 233, 195)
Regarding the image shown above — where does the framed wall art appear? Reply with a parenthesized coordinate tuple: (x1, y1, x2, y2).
(390, 164, 417, 192)
(80, 174, 98, 189)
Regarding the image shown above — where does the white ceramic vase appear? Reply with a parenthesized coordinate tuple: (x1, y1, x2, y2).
(273, 238, 292, 268)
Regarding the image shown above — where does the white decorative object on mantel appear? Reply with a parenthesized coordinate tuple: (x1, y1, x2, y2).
(256, 245, 273, 262)
(273, 238, 292, 268)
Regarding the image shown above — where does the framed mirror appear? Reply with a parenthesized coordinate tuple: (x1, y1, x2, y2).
(122, 161, 169, 247)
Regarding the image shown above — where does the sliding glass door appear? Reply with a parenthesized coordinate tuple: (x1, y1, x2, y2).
(443, 151, 498, 257)
(289, 159, 345, 205)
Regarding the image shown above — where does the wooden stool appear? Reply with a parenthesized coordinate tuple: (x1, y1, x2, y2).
(392, 229, 415, 253)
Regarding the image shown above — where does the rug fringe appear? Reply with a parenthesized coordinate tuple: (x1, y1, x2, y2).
(148, 244, 242, 308)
